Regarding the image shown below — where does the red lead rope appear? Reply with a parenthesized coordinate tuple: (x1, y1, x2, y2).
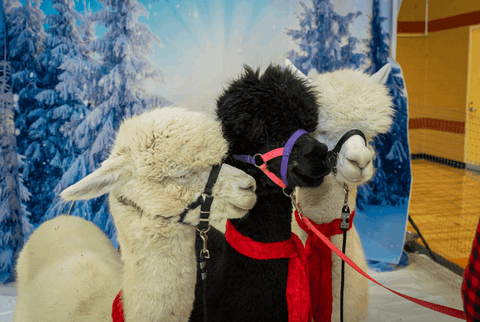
(296, 211, 467, 320)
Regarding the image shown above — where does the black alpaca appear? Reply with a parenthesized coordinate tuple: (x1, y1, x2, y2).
(190, 64, 330, 322)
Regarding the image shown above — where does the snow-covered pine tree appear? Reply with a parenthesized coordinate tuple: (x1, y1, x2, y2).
(0, 0, 39, 283)
(0, 65, 34, 283)
(356, 0, 411, 210)
(8, 0, 46, 224)
(44, 0, 171, 243)
(365, 0, 389, 75)
(286, 0, 365, 74)
(41, 0, 102, 226)
(17, 0, 93, 225)
(55, 0, 103, 109)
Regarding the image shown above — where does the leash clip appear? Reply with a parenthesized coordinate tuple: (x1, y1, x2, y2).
(289, 191, 304, 220)
(340, 205, 351, 231)
(341, 184, 350, 231)
(343, 183, 349, 206)
(198, 226, 211, 259)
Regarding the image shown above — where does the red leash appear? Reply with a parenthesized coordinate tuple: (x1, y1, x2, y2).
(296, 211, 466, 320)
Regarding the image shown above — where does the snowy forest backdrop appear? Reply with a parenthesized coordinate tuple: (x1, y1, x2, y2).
(0, 0, 410, 282)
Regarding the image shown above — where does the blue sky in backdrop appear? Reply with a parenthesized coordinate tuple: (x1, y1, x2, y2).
(27, 0, 389, 111)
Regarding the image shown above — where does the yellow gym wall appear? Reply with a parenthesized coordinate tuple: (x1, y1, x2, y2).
(397, 0, 480, 163)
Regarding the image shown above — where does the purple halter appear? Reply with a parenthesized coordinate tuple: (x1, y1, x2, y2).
(233, 129, 308, 189)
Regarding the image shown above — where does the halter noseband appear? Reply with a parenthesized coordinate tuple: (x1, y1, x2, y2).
(177, 162, 222, 228)
(325, 129, 367, 175)
(232, 129, 308, 193)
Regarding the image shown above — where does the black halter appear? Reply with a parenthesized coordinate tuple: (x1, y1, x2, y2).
(176, 163, 222, 322)
(177, 163, 222, 227)
(325, 129, 367, 175)
(320, 128, 367, 322)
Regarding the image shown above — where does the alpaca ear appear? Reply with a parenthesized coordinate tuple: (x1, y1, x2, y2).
(61, 156, 131, 201)
(284, 59, 311, 84)
(371, 63, 391, 84)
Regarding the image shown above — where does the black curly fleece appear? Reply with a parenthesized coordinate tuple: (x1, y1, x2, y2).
(190, 64, 330, 322)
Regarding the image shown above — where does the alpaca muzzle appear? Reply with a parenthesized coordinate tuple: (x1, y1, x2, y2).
(232, 129, 310, 194)
(326, 129, 367, 175)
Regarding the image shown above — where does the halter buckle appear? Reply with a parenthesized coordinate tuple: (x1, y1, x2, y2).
(253, 154, 264, 167)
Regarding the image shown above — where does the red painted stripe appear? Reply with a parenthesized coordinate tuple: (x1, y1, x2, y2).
(398, 10, 480, 33)
(409, 118, 465, 134)
(398, 21, 425, 34)
(429, 11, 480, 32)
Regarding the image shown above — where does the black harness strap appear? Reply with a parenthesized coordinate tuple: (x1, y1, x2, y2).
(326, 129, 367, 175)
(174, 163, 221, 322)
(196, 164, 221, 322)
(324, 129, 366, 322)
(178, 196, 203, 223)
(177, 163, 222, 225)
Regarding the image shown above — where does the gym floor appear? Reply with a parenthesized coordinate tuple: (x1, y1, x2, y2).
(408, 159, 480, 269)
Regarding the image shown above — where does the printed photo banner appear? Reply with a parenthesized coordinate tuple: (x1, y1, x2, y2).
(5, 0, 411, 285)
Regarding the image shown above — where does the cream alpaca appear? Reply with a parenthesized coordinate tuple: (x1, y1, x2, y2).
(14, 107, 257, 322)
(288, 61, 395, 322)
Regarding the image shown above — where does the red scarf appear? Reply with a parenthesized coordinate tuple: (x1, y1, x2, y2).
(294, 209, 355, 322)
(112, 290, 124, 322)
(225, 219, 312, 322)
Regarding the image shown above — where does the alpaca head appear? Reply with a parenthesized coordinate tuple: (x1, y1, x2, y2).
(216, 64, 330, 193)
(309, 65, 394, 186)
(60, 107, 257, 234)
(287, 60, 395, 187)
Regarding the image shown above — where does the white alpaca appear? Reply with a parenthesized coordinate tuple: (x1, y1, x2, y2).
(288, 61, 395, 322)
(14, 107, 257, 322)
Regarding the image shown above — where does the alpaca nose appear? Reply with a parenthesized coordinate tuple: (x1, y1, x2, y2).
(239, 177, 256, 193)
(346, 155, 371, 170)
(302, 141, 328, 160)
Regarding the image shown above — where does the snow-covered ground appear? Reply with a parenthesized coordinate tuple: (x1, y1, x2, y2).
(0, 283, 15, 322)
(367, 253, 463, 322)
(2, 253, 463, 322)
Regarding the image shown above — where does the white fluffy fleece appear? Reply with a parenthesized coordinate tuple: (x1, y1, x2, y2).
(14, 107, 256, 322)
(289, 62, 395, 322)
(308, 67, 394, 142)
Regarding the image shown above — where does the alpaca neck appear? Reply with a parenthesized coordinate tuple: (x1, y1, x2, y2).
(119, 224, 197, 322)
(230, 187, 292, 242)
(297, 175, 357, 224)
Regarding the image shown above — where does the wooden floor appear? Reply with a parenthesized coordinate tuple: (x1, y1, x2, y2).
(408, 159, 480, 268)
